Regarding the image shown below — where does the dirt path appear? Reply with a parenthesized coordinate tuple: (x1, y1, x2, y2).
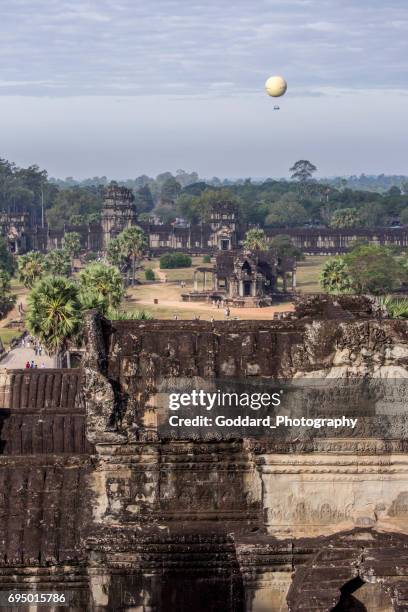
(128, 280, 295, 320)
(153, 267, 168, 283)
(0, 291, 28, 329)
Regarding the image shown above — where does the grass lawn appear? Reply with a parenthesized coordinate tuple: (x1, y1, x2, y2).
(296, 256, 330, 293)
(142, 256, 210, 283)
(0, 328, 22, 349)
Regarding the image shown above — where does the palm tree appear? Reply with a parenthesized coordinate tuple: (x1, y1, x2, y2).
(79, 262, 124, 311)
(377, 296, 408, 319)
(106, 236, 127, 271)
(320, 257, 352, 294)
(243, 229, 269, 251)
(78, 288, 109, 315)
(17, 251, 46, 288)
(118, 227, 147, 286)
(45, 249, 71, 276)
(62, 231, 82, 273)
(26, 276, 82, 355)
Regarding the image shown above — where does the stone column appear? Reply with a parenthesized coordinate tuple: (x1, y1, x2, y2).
(292, 271, 296, 290)
(203, 271, 206, 291)
(251, 278, 257, 297)
(239, 280, 244, 297)
(282, 274, 287, 292)
(194, 271, 198, 292)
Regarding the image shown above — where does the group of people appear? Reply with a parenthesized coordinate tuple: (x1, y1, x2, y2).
(21, 335, 47, 369)
(21, 337, 44, 354)
(25, 360, 46, 369)
(211, 300, 230, 317)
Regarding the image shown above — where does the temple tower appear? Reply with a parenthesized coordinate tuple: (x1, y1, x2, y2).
(101, 184, 137, 249)
(208, 202, 239, 250)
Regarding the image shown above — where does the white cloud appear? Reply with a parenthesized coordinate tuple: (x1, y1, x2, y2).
(304, 21, 339, 32)
(0, 0, 406, 97)
(0, 0, 407, 177)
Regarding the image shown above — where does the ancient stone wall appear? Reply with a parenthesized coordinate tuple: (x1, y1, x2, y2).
(0, 368, 92, 609)
(266, 226, 408, 254)
(2, 316, 408, 610)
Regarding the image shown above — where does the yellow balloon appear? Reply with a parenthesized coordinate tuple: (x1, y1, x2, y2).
(265, 75, 287, 98)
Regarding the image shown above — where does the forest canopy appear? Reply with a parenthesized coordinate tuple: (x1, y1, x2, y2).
(2, 156, 408, 230)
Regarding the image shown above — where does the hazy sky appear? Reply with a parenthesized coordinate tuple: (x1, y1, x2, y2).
(0, 0, 407, 178)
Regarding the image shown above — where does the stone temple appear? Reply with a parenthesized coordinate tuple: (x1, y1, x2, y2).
(184, 250, 296, 307)
(213, 250, 296, 306)
(4, 184, 408, 257)
(1, 297, 408, 610)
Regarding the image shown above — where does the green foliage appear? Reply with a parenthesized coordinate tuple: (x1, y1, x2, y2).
(26, 276, 82, 353)
(119, 227, 147, 259)
(330, 208, 361, 228)
(153, 203, 177, 223)
(88, 213, 101, 223)
(69, 212, 100, 226)
(377, 296, 408, 319)
(160, 177, 182, 203)
(62, 232, 82, 258)
(0, 158, 50, 225)
(117, 227, 148, 285)
(0, 270, 16, 319)
(176, 188, 239, 224)
(269, 235, 305, 261)
(321, 247, 406, 295)
(243, 229, 269, 251)
(83, 251, 98, 263)
(46, 186, 103, 229)
(5, 155, 408, 236)
(79, 263, 124, 312)
(400, 208, 408, 226)
(106, 237, 127, 268)
(78, 289, 108, 313)
(0, 237, 16, 276)
(45, 249, 71, 276)
(134, 185, 154, 213)
(265, 194, 308, 227)
(359, 202, 387, 228)
(17, 251, 46, 288)
(290, 160, 317, 183)
(175, 193, 200, 223)
(69, 214, 86, 226)
(107, 308, 154, 320)
(345, 245, 405, 294)
(202, 255, 211, 264)
(144, 268, 155, 281)
(159, 253, 192, 269)
(320, 257, 352, 294)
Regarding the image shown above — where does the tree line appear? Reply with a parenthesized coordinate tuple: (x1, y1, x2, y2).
(2, 156, 408, 231)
